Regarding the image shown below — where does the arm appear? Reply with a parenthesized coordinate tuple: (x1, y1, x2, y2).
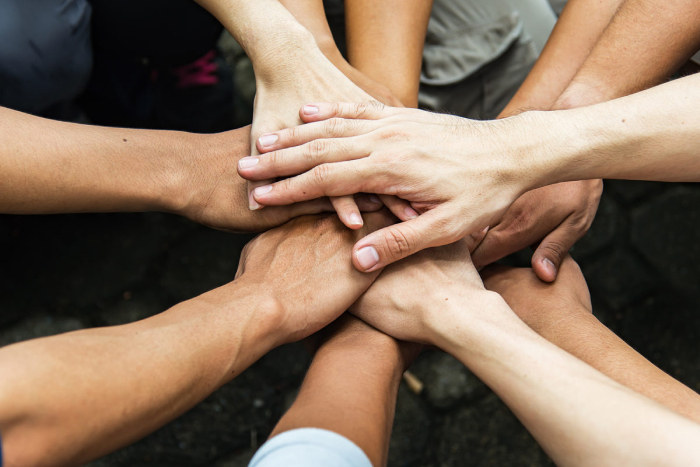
(0, 211, 394, 467)
(439, 297, 700, 467)
(344, 0, 433, 107)
(0, 112, 339, 232)
(554, 0, 700, 109)
(276, 0, 402, 106)
(264, 315, 418, 467)
(239, 72, 700, 271)
(350, 240, 700, 467)
(499, 0, 624, 117)
(482, 256, 700, 423)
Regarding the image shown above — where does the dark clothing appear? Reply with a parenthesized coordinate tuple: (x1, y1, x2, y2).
(0, 0, 92, 114)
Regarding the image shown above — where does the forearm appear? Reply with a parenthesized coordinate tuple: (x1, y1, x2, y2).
(0, 280, 279, 467)
(0, 106, 193, 215)
(194, 0, 315, 82)
(270, 324, 404, 466)
(517, 73, 700, 186)
(499, 0, 623, 116)
(344, 0, 433, 107)
(555, 0, 700, 109)
(520, 305, 700, 423)
(436, 298, 700, 466)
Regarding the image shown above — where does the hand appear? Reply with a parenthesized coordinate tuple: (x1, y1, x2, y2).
(170, 126, 382, 233)
(471, 179, 603, 282)
(349, 230, 496, 346)
(239, 102, 544, 272)
(481, 255, 593, 335)
(247, 35, 408, 229)
(235, 210, 395, 345)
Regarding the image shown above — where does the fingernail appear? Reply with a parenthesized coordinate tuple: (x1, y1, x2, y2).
(239, 157, 259, 169)
(369, 194, 381, 204)
(349, 213, 363, 226)
(481, 226, 490, 234)
(303, 105, 319, 115)
(254, 185, 273, 197)
(356, 246, 379, 271)
(405, 206, 419, 220)
(249, 193, 260, 211)
(258, 134, 278, 147)
(543, 258, 557, 277)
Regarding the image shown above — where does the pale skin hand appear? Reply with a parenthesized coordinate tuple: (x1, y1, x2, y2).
(351, 241, 700, 467)
(0, 211, 394, 467)
(482, 255, 700, 424)
(238, 72, 700, 272)
(491, 0, 700, 281)
(269, 314, 420, 467)
(0, 109, 365, 232)
(195, 0, 382, 227)
(487, 0, 621, 282)
(274, 0, 419, 221)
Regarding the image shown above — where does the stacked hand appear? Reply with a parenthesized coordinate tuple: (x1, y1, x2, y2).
(246, 34, 416, 230)
(238, 102, 552, 273)
(171, 126, 382, 233)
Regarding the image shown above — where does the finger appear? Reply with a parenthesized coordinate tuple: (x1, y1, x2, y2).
(355, 194, 384, 212)
(331, 195, 364, 230)
(465, 226, 489, 255)
(531, 217, 581, 283)
(255, 118, 380, 154)
(240, 135, 372, 181)
(248, 179, 273, 210)
(252, 159, 380, 206)
(379, 195, 419, 222)
(352, 209, 463, 272)
(299, 100, 404, 123)
(286, 196, 335, 218)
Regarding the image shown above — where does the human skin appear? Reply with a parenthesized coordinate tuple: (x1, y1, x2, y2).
(350, 240, 700, 466)
(269, 314, 420, 467)
(343, 0, 433, 108)
(0, 111, 388, 231)
(194, 0, 379, 227)
(238, 72, 700, 272)
(481, 256, 700, 424)
(476, 0, 623, 282)
(0, 212, 394, 467)
(487, 0, 700, 282)
(275, 0, 419, 221)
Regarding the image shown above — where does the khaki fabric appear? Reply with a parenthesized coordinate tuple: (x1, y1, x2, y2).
(323, 0, 558, 120)
(419, 0, 556, 119)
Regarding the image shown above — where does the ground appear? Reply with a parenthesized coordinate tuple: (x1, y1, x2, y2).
(2, 179, 699, 467)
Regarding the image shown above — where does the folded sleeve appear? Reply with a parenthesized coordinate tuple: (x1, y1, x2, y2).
(248, 428, 372, 467)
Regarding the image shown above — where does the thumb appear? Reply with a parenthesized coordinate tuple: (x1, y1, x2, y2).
(531, 220, 579, 282)
(352, 210, 461, 272)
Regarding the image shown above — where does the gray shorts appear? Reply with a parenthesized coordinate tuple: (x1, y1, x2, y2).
(0, 0, 93, 114)
(325, 0, 559, 120)
(419, 0, 557, 119)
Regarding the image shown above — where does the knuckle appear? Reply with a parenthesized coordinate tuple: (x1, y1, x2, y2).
(310, 163, 333, 187)
(381, 228, 415, 260)
(540, 241, 567, 263)
(287, 125, 302, 143)
(305, 139, 329, 163)
(323, 118, 344, 137)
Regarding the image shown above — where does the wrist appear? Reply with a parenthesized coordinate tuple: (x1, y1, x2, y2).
(250, 27, 320, 85)
(427, 292, 519, 354)
(553, 78, 610, 110)
(197, 278, 285, 381)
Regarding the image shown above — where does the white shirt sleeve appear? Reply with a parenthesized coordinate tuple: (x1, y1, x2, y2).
(248, 428, 373, 467)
